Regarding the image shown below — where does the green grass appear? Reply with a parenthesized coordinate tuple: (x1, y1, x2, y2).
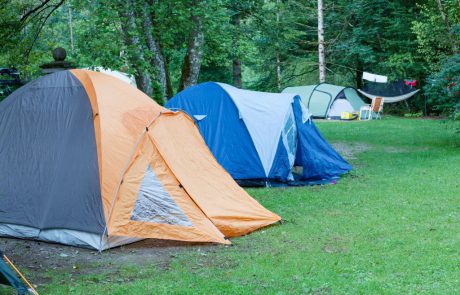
(31, 118, 460, 294)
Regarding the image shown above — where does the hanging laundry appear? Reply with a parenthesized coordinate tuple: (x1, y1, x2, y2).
(405, 79, 417, 88)
(362, 72, 388, 83)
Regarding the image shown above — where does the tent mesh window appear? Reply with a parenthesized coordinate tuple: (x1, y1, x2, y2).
(131, 165, 192, 227)
(282, 109, 298, 179)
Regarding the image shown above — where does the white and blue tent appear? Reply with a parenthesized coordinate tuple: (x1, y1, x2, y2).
(166, 82, 351, 186)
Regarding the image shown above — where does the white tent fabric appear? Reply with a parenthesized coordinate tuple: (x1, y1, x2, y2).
(328, 99, 354, 118)
(358, 89, 420, 103)
(218, 83, 295, 177)
(193, 115, 207, 121)
(0, 223, 141, 250)
(84, 67, 137, 87)
(281, 108, 297, 181)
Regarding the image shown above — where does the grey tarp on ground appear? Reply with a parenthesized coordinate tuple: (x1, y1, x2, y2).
(0, 71, 105, 234)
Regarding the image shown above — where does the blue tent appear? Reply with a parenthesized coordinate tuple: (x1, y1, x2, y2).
(166, 82, 351, 186)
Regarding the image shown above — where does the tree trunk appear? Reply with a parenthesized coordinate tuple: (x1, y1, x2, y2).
(119, 0, 153, 97)
(276, 0, 281, 91)
(232, 11, 242, 88)
(355, 57, 363, 90)
(139, 2, 172, 102)
(435, 0, 458, 54)
(317, 0, 326, 83)
(178, 0, 204, 92)
(68, 5, 74, 55)
(276, 53, 281, 91)
(233, 58, 242, 88)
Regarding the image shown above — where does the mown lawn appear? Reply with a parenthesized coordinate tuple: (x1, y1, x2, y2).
(24, 118, 460, 294)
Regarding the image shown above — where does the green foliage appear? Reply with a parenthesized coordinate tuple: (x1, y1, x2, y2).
(0, 0, 458, 115)
(403, 111, 423, 118)
(424, 54, 460, 118)
(412, 1, 459, 70)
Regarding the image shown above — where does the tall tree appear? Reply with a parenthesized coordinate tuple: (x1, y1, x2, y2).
(178, 0, 204, 92)
(117, 0, 153, 97)
(275, 0, 281, 91)
(317, 0, 326, 83)
(231, 7, 242, 88)
(139, 0, 172, 102)
(435, 0, 458, 54)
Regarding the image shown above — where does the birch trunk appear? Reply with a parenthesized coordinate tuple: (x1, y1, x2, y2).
(178, 0, 204, 92)
(276, 53, 281, 91)
(276, 0, 281, 91)
(318, 0, 326, 83)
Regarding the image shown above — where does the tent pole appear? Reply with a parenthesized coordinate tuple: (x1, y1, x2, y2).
(3, 254, 39, 295)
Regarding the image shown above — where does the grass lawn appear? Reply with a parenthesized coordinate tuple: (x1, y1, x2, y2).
(9, 117, 460, 294)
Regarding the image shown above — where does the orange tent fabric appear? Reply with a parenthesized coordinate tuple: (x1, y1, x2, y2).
(0, 69, 280, 250)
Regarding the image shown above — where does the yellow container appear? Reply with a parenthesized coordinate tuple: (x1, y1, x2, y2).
(341, 112, 354, 120)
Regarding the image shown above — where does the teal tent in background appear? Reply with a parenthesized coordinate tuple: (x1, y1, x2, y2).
(0, 250, 29, 294)
(282, 83, 366, 119)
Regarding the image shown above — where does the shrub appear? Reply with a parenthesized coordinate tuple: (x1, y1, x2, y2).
(424, 54, 460, 119)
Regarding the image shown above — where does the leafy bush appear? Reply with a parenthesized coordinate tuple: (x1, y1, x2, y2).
(424, 54, 460, 119)
(404, 112, 423, 118)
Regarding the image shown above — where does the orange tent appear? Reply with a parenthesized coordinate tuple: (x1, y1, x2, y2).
(0, 70, 280, 250)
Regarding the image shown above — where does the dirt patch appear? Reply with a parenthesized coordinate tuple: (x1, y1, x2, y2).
(383, 146, 431, 154)
(0, 237, 220, 286)
(383, 146, 408, 153)
(331, 142, 372, 160)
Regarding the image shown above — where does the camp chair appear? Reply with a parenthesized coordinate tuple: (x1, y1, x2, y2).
(0, 250, 38, 295)
(359, 97, 384, 120)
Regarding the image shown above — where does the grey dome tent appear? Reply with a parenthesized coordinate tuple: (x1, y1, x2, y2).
(283, 83, 366, 119)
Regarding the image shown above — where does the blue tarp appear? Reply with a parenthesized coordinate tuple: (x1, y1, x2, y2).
(166, 82, 351, 185)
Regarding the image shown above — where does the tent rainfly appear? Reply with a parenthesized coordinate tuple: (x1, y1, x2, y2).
(282, 83, 366, 119)
(0, 70, 281, 251)
(166, 82, 351, 186)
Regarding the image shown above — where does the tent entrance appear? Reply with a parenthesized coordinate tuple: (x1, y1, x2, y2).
(328, 99, 354, 119)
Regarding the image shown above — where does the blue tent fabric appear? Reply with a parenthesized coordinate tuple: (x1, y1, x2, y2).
(168, 82, 265, 179)
(292, 99, 352, 180)
(268, 137, 292, 182)
(166, 82, 351, 185)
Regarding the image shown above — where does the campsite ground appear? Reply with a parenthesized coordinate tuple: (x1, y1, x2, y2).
(1, 117, 459, 294)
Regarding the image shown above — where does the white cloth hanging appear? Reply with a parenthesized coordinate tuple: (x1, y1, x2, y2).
(362, 72, 388, 83)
